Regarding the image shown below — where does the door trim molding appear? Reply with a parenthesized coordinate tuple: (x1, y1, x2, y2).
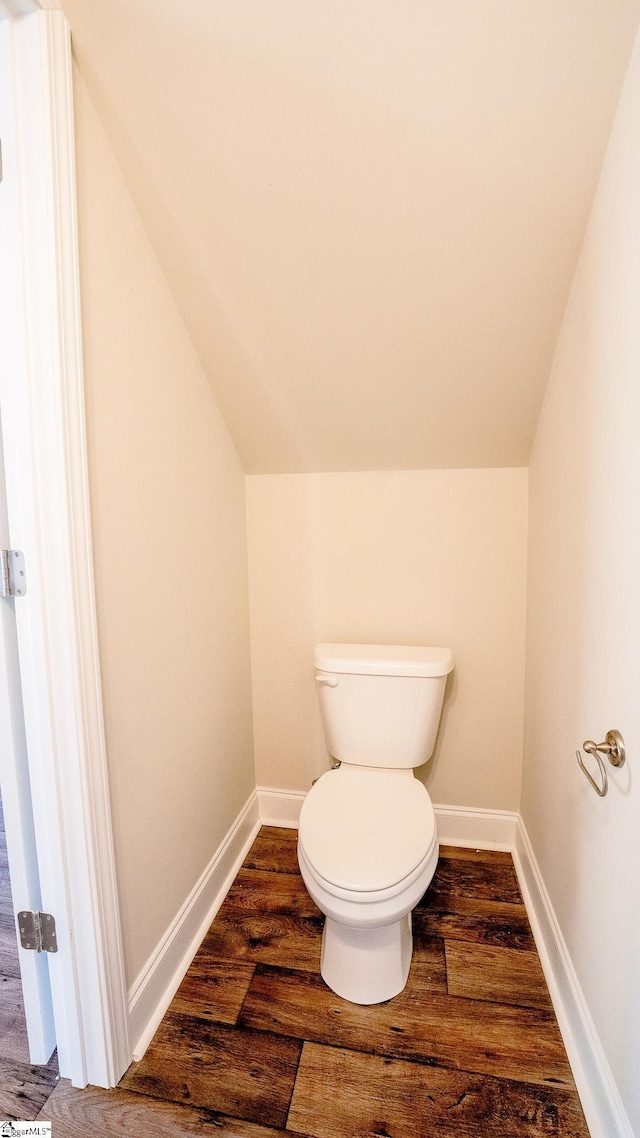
(1, 7, 129, 1086)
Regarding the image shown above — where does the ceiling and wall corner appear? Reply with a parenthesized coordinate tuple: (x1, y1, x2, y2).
(59, 0, 640, 475)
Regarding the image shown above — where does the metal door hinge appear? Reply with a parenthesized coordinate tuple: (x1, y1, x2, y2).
(1, 549, 27, 597)
(17, 911, 58, 953)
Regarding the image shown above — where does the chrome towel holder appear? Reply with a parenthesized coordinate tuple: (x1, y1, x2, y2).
(576, 729, 626, 797)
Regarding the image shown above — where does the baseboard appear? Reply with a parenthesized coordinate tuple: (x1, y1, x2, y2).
(127, 789, 261, 1061)
(513, 817, 634, 1138)
(258, 785, 520, 851)
(257, 785, 305, 827)
(433, 802, 518, 850)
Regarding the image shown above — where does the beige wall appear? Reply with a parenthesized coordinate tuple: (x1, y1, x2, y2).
(246, 469, 527, 810)
(523, 28, 640, 1133)
(60, 0, 640, 476)
(73, 71, 255, 986)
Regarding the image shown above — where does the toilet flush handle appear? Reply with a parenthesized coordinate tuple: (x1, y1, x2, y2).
(315, 674, 338, 687)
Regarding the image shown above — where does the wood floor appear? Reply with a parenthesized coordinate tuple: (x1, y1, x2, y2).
(34, 825, 590, 1137)
(0, 794, 59, 1121)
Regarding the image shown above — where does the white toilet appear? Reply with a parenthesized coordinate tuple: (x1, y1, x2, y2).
(297, 642, 453, 1005)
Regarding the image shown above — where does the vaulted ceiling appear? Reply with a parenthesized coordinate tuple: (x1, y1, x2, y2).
(61, 0, 640, 472)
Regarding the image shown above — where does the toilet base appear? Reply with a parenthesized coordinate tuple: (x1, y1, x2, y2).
(320, 911, 413, 1004)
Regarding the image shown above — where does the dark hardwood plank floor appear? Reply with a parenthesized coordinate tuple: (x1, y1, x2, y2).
(445, 939, 553, 1009)
(40, 1079, 311, 1138)
(288, 1041, 589, 1138)
(120, 1011, 302, 1128)
(239, 961, 572, 1087)
(110, 827, 589, 1138)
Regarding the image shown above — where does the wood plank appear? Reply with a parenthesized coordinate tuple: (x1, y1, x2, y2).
(0, 873, 15, 911)
(168, 957, 256, 1025)
(0, 942, 21, 978)
(223, 868, 322, 919)
(40, 1080, 311, 1138)
(287, 1042, 589, 1138)
(414, 893, 536, 951)
(0, 910, 18, 936)
(0, 974, 30, 1063)
(426, 854, 523, 905)
(402, 934, 447, 982)
(202, 907, 323, 971)
(240, 963, 572, 1088)
(120, 1011, 302, 1129)
(260, 825, 298, 842)
(446, 940, 553, 1010)
(440, 844, 515, 865)
(0, 927, 21, 978)
(243, 832, 300, 875)
(0, 1053, 59, 1122)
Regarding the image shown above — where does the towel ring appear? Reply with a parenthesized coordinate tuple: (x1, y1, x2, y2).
(576, 730, 625, 797)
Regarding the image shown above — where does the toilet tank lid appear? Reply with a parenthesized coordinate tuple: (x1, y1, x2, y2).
(314, 643, 454, 678)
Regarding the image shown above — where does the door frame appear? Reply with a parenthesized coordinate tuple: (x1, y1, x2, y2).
(0, 0, 130, 1086)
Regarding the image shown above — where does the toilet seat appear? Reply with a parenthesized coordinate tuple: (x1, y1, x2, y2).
(298, 833, 437, 908)
(298, 764, 436, 895)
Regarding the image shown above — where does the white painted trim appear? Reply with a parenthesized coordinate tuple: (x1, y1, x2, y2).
(128, 791, 261, 1063)
(513, 818, 634, 1138)
(256, 786, 519, 851)
(432, 802, 518, 851)
(257, 785, 305, 828)
(0, 0, 37, 17)
(1, 9, 129, 1086)
(0, 0, 61, 13)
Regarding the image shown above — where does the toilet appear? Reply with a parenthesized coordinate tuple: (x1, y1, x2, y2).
(297, 642, 453, 1005)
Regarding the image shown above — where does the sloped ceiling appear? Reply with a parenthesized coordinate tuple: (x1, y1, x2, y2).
(61, 0, 640, 473)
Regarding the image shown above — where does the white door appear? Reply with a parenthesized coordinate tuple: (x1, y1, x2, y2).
(0, 413, 56, 1063)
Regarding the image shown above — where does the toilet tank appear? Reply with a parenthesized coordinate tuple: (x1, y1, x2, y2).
(314, 644, 454, 769)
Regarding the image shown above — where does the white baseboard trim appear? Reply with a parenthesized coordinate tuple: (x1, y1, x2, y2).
(257, 785, 304, 828)
(257, 786, 520, 853)
(432, 803, 518, 850)
(127, 789, 261, 1062)
(513, 817, 634, 1138)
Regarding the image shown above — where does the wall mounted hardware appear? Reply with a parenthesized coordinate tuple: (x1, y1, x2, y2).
(1, 548, 27, 597)
(576, 729, 626, 797)
(17, 911, 58, 953)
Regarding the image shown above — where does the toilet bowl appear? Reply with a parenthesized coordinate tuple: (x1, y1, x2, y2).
(297, 643, 453, 1005)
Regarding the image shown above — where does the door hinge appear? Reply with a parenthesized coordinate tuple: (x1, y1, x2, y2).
(17, 911, 58, 953)
(1, 549, 27, 597)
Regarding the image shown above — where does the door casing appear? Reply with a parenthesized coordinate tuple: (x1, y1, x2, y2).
(0, 0, 130, 1087)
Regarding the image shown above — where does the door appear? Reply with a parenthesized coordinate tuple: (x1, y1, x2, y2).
(0, 413, 56, 1063)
